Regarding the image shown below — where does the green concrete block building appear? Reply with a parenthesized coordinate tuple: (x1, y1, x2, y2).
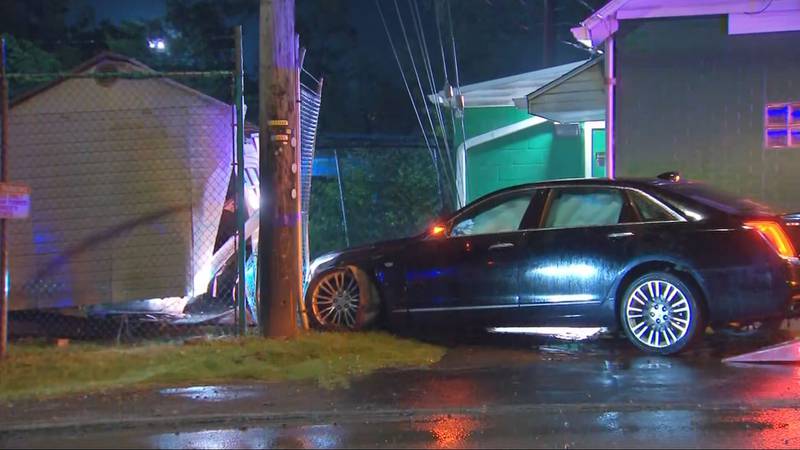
(432, 59, 607, 205)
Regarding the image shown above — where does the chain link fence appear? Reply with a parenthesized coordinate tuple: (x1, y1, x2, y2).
(1, 53, 256, 344)
(309, 136, 442, 259)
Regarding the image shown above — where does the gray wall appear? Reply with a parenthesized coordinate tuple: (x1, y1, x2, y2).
(616, 16, 800, 211)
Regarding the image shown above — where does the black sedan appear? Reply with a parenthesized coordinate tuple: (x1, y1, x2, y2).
(305, 174, 800, 354)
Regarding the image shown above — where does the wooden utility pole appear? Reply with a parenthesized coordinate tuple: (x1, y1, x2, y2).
(259, 0, 300, 338)
(233, 25, 247, 336)
(0, 37, 8, 358)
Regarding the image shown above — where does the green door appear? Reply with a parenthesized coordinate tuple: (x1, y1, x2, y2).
(591, 129, 606, 178)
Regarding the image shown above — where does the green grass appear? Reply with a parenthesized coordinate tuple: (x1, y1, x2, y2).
(0, 332, 445, 401)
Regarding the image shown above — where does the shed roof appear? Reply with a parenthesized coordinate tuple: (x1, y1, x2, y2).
(10, 51, 236, 114)
(525, 56, 605, 124)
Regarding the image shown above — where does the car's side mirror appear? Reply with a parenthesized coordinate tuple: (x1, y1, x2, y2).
(428, 223, 447, 238)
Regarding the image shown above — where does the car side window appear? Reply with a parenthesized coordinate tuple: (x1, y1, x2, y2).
(628, 190, 680, 222)
(542, 187, 626, 229)
(450, 193, 534, 237)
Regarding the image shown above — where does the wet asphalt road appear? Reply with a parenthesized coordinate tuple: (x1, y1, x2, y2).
(4, 332, 800, 448)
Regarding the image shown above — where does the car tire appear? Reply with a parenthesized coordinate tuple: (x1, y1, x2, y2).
(620, 272, 702, 355)
(305, 266, 380, 331)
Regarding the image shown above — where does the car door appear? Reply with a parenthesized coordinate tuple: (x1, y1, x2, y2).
(402, 190, 538, 324)
(516, 186, 688, 327)
(516, 186, 639, 326)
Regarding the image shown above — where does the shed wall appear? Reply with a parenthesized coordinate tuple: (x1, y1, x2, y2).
(616, 16, 800, 211)
(8, 74, 232, 309)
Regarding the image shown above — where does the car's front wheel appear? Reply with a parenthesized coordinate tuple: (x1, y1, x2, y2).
(620, 272, 702, 355)
(305, 266, 380, 331)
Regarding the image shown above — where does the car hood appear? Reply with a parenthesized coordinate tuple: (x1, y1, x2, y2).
(308, 235, 420, 277)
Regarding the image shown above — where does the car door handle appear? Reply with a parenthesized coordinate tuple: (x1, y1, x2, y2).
(488, 242, 515, 250)
(607, 232, 634, 239)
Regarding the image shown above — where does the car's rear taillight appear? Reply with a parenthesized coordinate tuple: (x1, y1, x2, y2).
(745, 220, 797, 259)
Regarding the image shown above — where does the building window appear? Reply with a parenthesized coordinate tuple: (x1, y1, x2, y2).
(765, 102, 800, 149)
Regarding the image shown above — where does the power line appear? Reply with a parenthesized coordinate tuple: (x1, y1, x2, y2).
(445, 0, 461, 91)
(392, 0, 441, 155)
(446, 0, 469, 207)
(574, 0, 596, 13)
(435, 0, 464, 207)
(409, 0, 459, 206)
(392, 0, 449, 209)
(434, 0, 449, 84)
(374, 0, 443, 208)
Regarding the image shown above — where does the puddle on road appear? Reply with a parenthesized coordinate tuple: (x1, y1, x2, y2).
(159, 386, 261, 402)
(12, 407, 800, 449)
(442, 327, 800, 362)
(151, 424, 343, 449)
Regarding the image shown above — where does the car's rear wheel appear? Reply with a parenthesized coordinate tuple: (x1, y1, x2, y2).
(620, 272, 702, 355)
(306, 266, 379, 331)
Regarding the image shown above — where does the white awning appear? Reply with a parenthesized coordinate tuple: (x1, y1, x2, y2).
(526, 57, 605, 124)
(429, 60, 589, 108)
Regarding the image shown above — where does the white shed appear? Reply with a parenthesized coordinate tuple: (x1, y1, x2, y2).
(7, 52, 234, 310)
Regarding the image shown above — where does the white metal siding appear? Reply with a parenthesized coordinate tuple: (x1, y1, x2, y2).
(8, 70, 232, 309)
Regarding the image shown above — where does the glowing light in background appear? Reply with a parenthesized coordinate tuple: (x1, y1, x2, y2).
(147, 38, 167, 51)
(297, 424, 341, 449)
(154, 428, 272, 449)
(414, 414, 480, 449)
(152, 423, 342, 449)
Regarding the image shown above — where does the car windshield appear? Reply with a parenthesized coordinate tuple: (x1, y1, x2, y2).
(660, 182, 778, 215)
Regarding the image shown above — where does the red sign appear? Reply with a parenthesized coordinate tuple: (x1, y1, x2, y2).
(0, 183, 30, 219)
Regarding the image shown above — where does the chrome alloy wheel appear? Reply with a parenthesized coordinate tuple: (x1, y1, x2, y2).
(625, 280, 691, 349)
(311, 268, 360, 329)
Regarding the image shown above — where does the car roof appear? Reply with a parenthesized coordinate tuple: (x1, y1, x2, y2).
(466, 177, 664, 206)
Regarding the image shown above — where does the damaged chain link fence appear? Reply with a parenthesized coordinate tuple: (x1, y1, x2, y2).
(0, 53, 257, 344)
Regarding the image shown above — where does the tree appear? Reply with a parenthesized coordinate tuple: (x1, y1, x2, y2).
(309, 146, 439, 257)
(4, 36, 61, 74)
(2, 36, 63, 98)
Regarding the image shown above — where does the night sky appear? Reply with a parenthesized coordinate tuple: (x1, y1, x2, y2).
(58, 0, 599, 134)
(68, 0, 597, 82)
(70, 0, 167, 23)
